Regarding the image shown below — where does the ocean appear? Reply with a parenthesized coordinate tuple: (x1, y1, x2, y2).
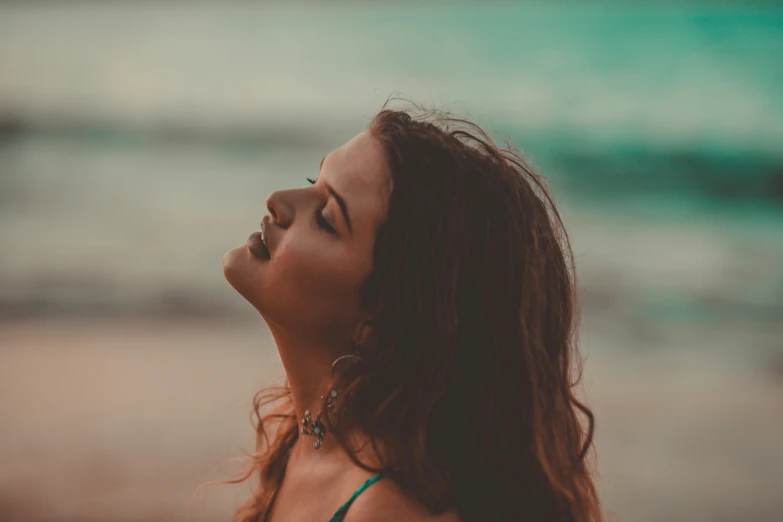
(1, 1, 781, 328)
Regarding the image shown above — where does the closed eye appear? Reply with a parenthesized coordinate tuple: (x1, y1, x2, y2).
(307, 177, 337, 234)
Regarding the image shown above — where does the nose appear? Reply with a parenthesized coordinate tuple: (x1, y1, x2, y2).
(265, 190, 294, 228)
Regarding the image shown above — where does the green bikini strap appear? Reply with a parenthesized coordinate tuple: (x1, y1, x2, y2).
(327, 473, 386, 522)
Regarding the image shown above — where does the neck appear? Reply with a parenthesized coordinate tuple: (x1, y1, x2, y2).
(266, 321, 350, 459)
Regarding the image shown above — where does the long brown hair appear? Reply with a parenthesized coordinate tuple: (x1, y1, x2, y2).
(201, 103, 602, 522)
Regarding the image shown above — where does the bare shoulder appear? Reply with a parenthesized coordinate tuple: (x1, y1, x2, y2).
(342, 477, 462, 522)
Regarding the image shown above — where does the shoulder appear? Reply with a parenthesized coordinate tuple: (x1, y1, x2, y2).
(342, 476, 462, 522)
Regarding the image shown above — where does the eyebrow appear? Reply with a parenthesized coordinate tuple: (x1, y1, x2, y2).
(319, 156, 353, 234)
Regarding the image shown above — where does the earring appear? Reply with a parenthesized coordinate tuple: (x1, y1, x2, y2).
(300, 350, 363, 449)
(301, 389, 338, 449)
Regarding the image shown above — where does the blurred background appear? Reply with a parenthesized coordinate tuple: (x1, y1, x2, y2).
(1, 1, 781, 521)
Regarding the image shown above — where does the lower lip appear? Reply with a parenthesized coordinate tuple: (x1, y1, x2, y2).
(247, 232, 270, 260)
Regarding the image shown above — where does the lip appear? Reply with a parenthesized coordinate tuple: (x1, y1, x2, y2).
(247, 216, 272, 261)
(247, 231, 269, 260)
(247, 215, 273, 261)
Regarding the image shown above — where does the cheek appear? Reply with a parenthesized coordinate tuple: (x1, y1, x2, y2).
(262, 237, 370, 325)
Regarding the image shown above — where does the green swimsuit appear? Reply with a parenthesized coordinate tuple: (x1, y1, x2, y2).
(327, 473, 386, 522)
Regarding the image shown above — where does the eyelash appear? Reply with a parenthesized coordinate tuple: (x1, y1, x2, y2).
(306, 177, 337, 234)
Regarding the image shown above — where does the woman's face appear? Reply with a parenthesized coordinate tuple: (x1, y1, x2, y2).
(223, 131, 391, 342)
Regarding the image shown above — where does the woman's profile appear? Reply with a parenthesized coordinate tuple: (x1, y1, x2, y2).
(212, 103, 602, 522)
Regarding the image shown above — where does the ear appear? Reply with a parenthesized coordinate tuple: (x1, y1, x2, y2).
(352, 319, 376, 348)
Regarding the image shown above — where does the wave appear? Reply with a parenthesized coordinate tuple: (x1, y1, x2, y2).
(3, 115, 781, 209)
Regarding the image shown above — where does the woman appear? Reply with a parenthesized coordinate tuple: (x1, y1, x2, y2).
(215, 105, 602, 522)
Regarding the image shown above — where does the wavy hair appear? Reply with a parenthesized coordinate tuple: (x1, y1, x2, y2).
(198, 103, 602, 522)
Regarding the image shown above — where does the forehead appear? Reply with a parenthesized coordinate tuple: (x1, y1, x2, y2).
(322, 131, 391, 233)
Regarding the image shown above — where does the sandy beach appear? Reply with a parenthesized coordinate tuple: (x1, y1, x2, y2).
(0, 320, 278, 522)
(1, 319, 781, 522)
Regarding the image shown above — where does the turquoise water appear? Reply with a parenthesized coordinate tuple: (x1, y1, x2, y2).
(0, 1, 781, 325)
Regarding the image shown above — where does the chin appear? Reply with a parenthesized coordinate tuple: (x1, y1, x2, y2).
(223, 244, 262, 306)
